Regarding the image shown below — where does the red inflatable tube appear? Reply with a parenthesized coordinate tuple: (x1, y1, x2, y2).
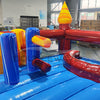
(63, 50, 100, 83)
(32, 58, 51, 73)
(65, 29, 100, 44)
(40, 29, 64, 38)
(0, 31, 12, 33)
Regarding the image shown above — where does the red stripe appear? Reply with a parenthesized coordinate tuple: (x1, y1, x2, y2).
(62, 8, 68, 10)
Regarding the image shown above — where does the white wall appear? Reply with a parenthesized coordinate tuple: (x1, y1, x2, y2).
(0, 0, 3, 24)
(1, 0, 47, 27)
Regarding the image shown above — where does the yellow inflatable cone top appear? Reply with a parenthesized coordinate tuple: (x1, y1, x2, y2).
(58, 1, 72, 24)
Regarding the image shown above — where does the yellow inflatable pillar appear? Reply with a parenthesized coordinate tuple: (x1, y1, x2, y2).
(58, 1, 72, 30)
(58, 1, 72, 25)
(11, 29, 26, 66)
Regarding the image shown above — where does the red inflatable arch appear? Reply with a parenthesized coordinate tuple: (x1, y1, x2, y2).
(40, 29, 100, 82)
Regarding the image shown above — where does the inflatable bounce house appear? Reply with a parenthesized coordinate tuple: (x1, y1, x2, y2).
(0, 1, 100, 100)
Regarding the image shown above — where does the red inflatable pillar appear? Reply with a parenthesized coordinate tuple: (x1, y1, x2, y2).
(59, 24, 71, 53)
(59, 24, 70, 30)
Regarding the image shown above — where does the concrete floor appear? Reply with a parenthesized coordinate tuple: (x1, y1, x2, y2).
(71, 43, 100, 61)
(41, 42, 100, 62)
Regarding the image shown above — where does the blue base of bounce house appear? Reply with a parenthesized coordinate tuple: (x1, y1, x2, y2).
(0, 54, 100, 100)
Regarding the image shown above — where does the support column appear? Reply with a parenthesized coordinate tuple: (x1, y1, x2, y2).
(26, 27, 40, 72)
(59, 24, 71, 52)
(0, 33, 19, 85)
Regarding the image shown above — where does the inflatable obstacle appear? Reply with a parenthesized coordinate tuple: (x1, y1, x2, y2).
(63, 50, 100, 83)
(0, 1, 100, 100)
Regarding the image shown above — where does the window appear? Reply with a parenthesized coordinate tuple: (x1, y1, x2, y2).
(81, 0, 88, 9)
(51, 2, 62, 25)
(88, 0, 95, 8)
(81, 0, 100, 9)
(51, 13, 55, 24)
(96, 0, 100, 8)
(79, 0, 100, 27)
(80, 12, 95, 20)
(51, 13, 59, 25)
(87, 13, 95, 20)
(51, 2, 62, 11)
(80, 12, 87, 20)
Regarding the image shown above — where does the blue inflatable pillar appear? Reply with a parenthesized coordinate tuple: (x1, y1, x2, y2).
(0, 33, 19, 85)
(26, 27, 40, 72)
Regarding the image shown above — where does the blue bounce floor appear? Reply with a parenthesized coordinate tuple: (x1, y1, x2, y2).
(0, 54, 100, 100)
